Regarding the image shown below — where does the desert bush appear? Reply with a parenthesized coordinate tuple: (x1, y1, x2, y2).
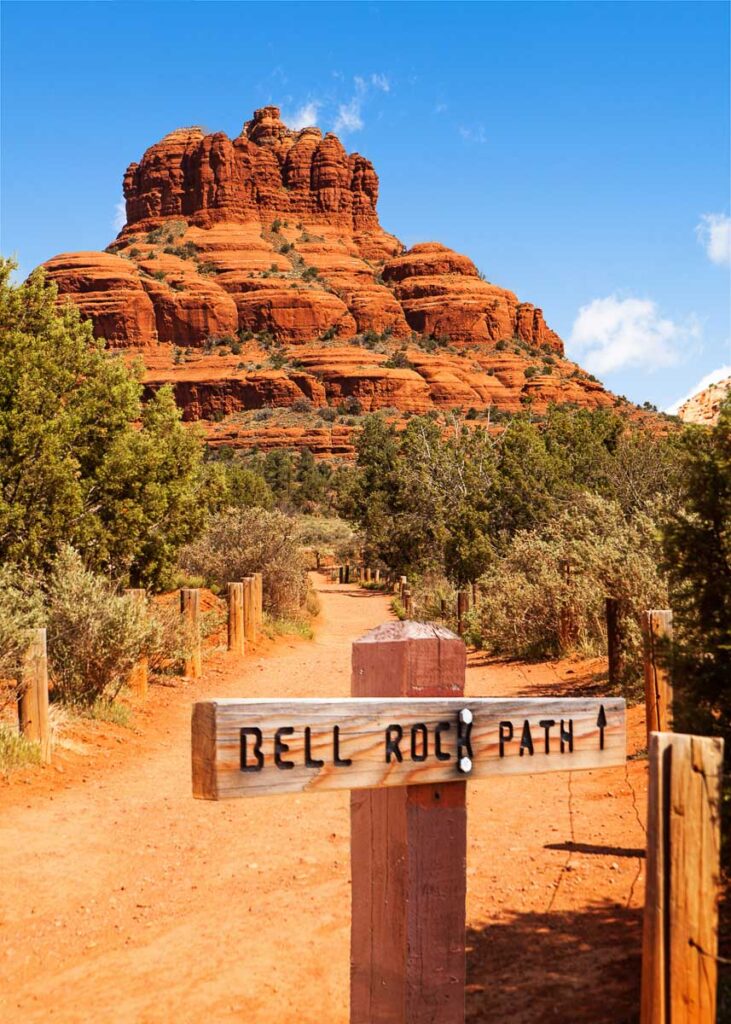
(178, 508, 310, 616)
(144, 598, 198, 675)
(294, 515, 362, 564)
(45, 548, 155, 705)
(470, 494, 666, 687)
(408, 573, 458, 625)
(383, 348, 415, 370)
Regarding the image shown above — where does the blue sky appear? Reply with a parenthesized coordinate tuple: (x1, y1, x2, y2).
(2, 0, 729, 409)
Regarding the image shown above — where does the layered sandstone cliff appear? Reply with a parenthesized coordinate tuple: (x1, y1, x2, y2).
(40, 106, 622, 451)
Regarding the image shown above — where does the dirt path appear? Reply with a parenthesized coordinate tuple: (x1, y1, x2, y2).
(0, 577, 647, 1023)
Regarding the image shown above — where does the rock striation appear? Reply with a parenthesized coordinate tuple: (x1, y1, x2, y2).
(39, 106, 622, 451)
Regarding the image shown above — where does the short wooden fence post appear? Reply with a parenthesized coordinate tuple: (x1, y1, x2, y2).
(350, 621, 467, 1023)
(227, 582, 245, 655)
(18, 628, 51, 764)
(643, 610, 673, 743)
(374, 569, 381, 584)
(253, 572, 264, 630)
(641, 732, 724, 1024)
(403, 587, 413, 617)
(606, 597, 624, 689)
(457, 590, 470, 636)
(180, 588, 202, 679)
(125, 588, 149, 697)
(399, 575, 407, 601)
(243, 576, 256, 644)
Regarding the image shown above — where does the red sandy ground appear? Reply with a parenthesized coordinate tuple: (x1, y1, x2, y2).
(0, 577, 647, 1023)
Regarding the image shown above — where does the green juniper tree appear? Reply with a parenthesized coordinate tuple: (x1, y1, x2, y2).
(0, 258, 205, 588)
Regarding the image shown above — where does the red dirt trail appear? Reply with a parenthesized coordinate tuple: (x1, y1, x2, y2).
(0, 576, 647, 1023)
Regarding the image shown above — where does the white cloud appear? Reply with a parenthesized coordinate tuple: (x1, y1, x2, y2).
(435, 102, 448, 114)
(334, 97, 364, 134)
(458, 124, 487, 144)
(696, 213, 731, 266)
(284, 101, 321, 130)
(568, 295, 700, 375)
(665, 362, 731, 414)
(113, 199, 126, 232)
(330, 73, 391, 135)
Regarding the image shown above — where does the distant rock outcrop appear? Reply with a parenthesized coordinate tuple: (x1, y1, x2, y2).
(39, 106, 623, 453)
(677, 376, 730, 426)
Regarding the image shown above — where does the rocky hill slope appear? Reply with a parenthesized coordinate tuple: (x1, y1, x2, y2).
(677, 376, 730, 426)
(41, 106, 623, 455)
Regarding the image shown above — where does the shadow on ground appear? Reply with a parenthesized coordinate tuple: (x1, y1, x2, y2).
(466, 901, 641, 1024)
(544, 841, 645, 859)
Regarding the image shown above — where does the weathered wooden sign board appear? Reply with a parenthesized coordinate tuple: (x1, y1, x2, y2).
(192, 696, 625, 800)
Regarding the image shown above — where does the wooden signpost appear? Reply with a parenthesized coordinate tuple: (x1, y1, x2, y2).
(191, 621, 626, 1022)
(192, 694, 625, 800)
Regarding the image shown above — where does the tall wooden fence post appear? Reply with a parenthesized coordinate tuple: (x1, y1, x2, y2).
(18, 628, 51, 764)
(643, 610, 673, 744)
(641, 732, 724, 1024)
(180, 588, 202, 679)
(227, 582, 245, 656)
(125, 588, 148, 697)
(457, 590, 469, 636)
(243, 576, 256, 644)
(606, 597, 623, 689)
(253, 572, 264, 631)
(350, 621, 467, 1024)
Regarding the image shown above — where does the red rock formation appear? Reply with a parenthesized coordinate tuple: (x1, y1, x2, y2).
(38, 105, 623, 446)
(383, 243, 563, 351)
(677, 376, 730, 425)
(43, 252, 157, 347)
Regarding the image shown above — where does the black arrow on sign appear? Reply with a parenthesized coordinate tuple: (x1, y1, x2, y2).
(597, 705, 607, 750)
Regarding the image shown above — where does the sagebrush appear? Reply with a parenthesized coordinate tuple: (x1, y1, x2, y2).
(46, 548, 155, 704)
(179, 508, 310, 615)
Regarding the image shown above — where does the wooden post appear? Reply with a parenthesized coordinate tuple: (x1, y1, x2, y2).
(125, 588, 148, 697)
(440, 597, 447, 619)
(641, 732, 724, 1024)
(253, 572, 264, 630)
(180, 588, 202, 679)
(606, 597, 624, 689)
(374, 569, 381, 584)
(643, 610, 673, 743)
(403, 587, 413, 617)
(350, 621, 467, 1024)
(399, 575, 407, 601)
(457, 590, 469, 636)
(18, 628, 51, 764)
(227, 582, 245, 656)
(243, 576, 256, 644)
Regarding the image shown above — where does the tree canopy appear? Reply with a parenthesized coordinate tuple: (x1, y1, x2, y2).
(0, 258, 205, 588)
